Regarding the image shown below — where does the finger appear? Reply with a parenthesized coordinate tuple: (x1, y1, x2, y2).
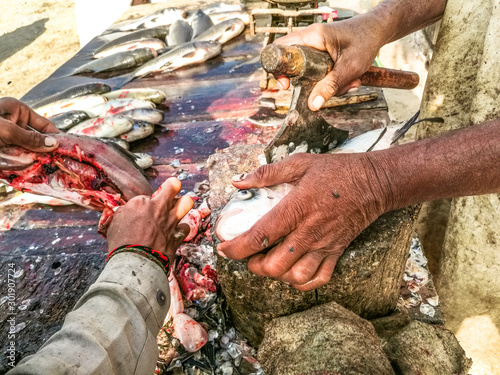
(0, 119, 58, 151)
(279, 251, 326, 285)
(231, 155, 308, 190)
(152, 177, 182, 203)
(27, 111, 59, 134)
(172, 195, 194, 221)
(2, 98, 59, 133)
(291, 255, 339, 291)
(217, 189, 303, 260)
(335, 79, 362, 96)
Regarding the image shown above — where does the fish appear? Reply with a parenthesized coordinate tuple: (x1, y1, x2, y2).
(103, 88, 166, 104)
(167, 20, 193, 46)
(189, 10, 214, 39)
(132, 153, 154, 169)
(0, 134, 154, 231)
(93, 26, 169, 57)
(113, 41, 222, 89)
(88, 98, 156, 118)
(118, 120, 155, 142)
(93, 38, 167, 59)
(193, 18, 245, 44)
(28, 83, 111, 109)
(72, 48, 157, 75)
(67, 115, 134, 138)
(48, 110, 91, 131)
(202, 3, 243, 15)
(215, 112, 441, 241)
(117, 7, 186, 31)
(117, 108, 165, 124)
(35, 95, 107, 118)
(100, 137, 130, 151)
(209, 11, 250, 26)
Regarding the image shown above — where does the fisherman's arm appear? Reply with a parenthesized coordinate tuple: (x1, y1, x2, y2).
(0, 97, 60, 151)
(274, 0, 446, 110)
(218, 119, 500, 290)
(8, 178, 193, 375)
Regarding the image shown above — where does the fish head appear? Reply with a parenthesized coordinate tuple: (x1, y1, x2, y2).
(214, 183, 292, 242)
(0, 134, 153, 212)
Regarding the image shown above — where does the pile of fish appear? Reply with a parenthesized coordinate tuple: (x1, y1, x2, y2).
(71, 3, 249, 88)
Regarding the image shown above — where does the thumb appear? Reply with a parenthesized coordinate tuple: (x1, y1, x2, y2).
(0, 119, 59, 152)
(308, 70, 344, 111)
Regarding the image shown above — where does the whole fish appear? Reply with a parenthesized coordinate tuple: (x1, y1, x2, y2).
(28, 83, 111, 109)
(209, 11, 250, 26)
(72, 48, 157, 75)
(193, 18, 245, 44)
(0, 133, 154, 214)
(93, 38, 166, 59)
(103, 88, 166, 104)
(202, 3, 242, 15)
(117, 7, 186, 31)
(113, 41, 222, 89)
(48, 110, 90, 131)
(215, 113, 437, 241)
(189, 10, 214, 39)
(117, 108, 164, 124)
(118, 120, 155, 143)
(93, 26, 169, 56)
(87, 98, 156, 118)
(167, 20, 193, 46)
(67, 115, 134, 138)
(35, 95, 107, 118)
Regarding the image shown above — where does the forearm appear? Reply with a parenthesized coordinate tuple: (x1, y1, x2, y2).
(371, 119, 500, 211)
(8, 252, 170, 375)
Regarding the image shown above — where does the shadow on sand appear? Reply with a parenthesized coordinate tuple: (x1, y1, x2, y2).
(0, 18, 48, 64)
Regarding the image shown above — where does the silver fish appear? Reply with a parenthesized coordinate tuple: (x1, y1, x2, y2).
(202, 3, 242, 15)
(103, 88, 166, 104)
(118, 120, 155, 143)
(93, 38, 166, 59)
(73, 48, 157, 75)
(167, 20, 193, 46)
(117, 108, 164, 124)
(190, 10, 214, 39)
(193, 18, 245, 44)
(209, 11, 250, 26)
(35, 95, 107, 118)
(93, 26, 169, 56)
(28, 83, 111, 109)
(48, 110, 90, 131)
(67, 115, 134, 138)
(88, 98, 156, 118)
(118, 7, 186, 31)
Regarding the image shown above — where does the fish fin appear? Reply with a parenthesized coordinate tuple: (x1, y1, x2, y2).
(391, 111, 445, 144)
(366, 127, 388, 152)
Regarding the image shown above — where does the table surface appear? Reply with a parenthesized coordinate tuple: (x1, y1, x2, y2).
(0, 1, 390, 370)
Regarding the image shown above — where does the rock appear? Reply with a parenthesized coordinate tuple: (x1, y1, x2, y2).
(258, 301, 395, 375)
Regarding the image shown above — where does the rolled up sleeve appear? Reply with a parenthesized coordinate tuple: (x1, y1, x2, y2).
(8, 252, 170, 375)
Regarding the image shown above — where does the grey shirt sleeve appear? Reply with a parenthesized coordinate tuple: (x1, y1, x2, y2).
(8, 252, 170, 375)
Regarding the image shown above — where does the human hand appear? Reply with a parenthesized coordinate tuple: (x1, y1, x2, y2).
(273, 16, 385, 111)
(217, 153, 391, 291)
(0, 97, 60, 151)
(106, 178, 194, 259)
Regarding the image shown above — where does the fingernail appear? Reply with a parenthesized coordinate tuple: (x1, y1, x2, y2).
(277, 80, 284, 90)
(232, 173, 247, 182)
(44, 136, 57, 147)
(217, 249, 227, 258)
(347, 87, 359, 93)
(312, 96, 325, 111)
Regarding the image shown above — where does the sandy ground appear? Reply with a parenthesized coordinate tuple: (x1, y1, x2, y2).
(1, 1, 495, 374)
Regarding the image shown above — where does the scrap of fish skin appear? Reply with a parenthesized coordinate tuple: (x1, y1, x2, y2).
(35, 95, 108, 118)
(167, 20, 193, 46)
(103, 88, 166, 104)
(192, 18, 245, 45)
(72, 48, 157, 75)
(93, 38, 167, 59)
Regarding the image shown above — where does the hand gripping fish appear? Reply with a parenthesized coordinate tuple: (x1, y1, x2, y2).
(0, 133, 154, 234)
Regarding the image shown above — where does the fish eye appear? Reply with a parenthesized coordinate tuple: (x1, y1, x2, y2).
(236, 189, 254, 200)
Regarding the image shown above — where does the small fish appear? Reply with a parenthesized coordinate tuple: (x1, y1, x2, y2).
(73, 48, 157, 75)
(209, 11, 250, 26)
(93, 26, 169, 56)
(48, 110, 90, 131)
(93, 38, 166, 59)
(113, 41, 222, 89)
(28, 83, 111, 109)
(118, 120, 155, 142)
(167, 20, 193, 46)
(202, 3, 243, 15)
(193, 18, 245, 44)
(67, 115, 134, 138)
(35, 95, 107, 118)
(103, 88, 166, 104)
(118, 7, 186, 31)
(132, 152, 154, 169)
(117, 108, 164, 124)
(190, 10, 214, 39)
(88, 98, 156, 118)
(100, 137, 130, 151)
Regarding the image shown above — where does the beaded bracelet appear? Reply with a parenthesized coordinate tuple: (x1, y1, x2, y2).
(107, 244, 171, 278)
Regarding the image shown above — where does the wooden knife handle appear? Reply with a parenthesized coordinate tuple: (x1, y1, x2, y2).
(261, 44, 419, 90)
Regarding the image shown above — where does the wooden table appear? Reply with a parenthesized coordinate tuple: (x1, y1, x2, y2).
(0, 2, 390, 371)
